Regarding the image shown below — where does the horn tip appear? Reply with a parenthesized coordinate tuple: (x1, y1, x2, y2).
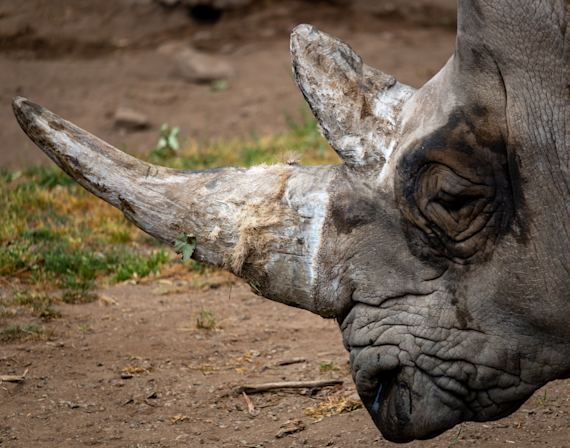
(12, 97, 45, 127)
(291, 24, 320, 48)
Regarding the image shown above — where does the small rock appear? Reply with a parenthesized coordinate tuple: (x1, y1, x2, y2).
(120, 373, 133, 379)
(113, 107, 150, 131)
(173, 47, 235, 83)
(96, 362, 103, 367)
(348, 392, 361, 401)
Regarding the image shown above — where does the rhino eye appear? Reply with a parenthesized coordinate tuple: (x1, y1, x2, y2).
(408, 163, 500, 262)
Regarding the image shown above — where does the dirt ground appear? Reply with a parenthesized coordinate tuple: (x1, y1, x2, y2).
(0, 0, 457, 168)
(2, 282, 570, 448)
(3, 1, 570, 447)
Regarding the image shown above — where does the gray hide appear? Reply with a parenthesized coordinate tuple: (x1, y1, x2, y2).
(12, 0, 570, 442)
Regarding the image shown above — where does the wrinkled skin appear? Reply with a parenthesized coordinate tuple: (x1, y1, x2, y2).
(12, 0, 570, 443)
(308, 0, 570, 442)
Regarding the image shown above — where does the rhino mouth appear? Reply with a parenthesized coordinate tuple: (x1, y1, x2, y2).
(356, 367, 416, 443)
(358, 368, 447, 443)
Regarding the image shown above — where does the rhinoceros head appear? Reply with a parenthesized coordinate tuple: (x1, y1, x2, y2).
(12, 0, 570, 442)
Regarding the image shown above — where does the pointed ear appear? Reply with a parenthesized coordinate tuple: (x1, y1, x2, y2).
(291, 25, 415, 171)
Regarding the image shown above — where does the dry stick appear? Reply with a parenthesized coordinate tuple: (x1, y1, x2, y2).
(274, 357, 306, 366)
(4, 265, 30, 278)
(242, 392, 258, 416)
(0, 370, 27, 383)
(0, 375, 25, 383)
(236, 379, 343, 394)
(0, 263, 15, 274)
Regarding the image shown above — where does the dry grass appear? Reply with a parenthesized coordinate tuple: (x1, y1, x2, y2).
(226, 165, 294, 273)
(304, 396, 363, 419)
(120, 365, 153, 375)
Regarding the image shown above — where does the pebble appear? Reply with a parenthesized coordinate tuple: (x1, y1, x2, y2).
(113, 106, 150, 131)
(172, 47, 235, 83)
(120, 373, 133, 379)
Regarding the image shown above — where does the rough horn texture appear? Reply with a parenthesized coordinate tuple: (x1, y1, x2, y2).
(12, 97, 345, 317)
(13, 0, 570, 443)
(291, 24, 416, 172)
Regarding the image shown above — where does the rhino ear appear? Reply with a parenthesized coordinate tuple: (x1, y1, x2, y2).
(291, 25, 416, 171)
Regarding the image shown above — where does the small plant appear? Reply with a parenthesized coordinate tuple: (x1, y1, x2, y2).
(150, 124, 180, 160)
(77, 324, 92, 333)
(13, 291, 61, 320)
(1, 324, 45, 343)
(174, 232, 196, 262)
(211, 80, 229, 91)
(447, 425, 462, 448)
(319, 361, 339, 372)
(195, 307, 217, 330)
(536, 390, 547, 406)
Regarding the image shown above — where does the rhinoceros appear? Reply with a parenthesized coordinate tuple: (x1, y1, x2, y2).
(12, 0, 570, 442)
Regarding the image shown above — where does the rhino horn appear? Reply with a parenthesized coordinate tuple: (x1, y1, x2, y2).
(12, 96, 344, 317)
(291, 24, 416, 171)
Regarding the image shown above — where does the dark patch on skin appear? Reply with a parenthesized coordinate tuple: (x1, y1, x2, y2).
(506, 150, 529, 245)
(395, 106, 515, 264)
(471, 104, 488, 118)
(455, 303, 474, 329)
(331, 194, 379, 235)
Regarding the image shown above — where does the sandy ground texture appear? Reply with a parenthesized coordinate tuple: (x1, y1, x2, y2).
(1, 282, 570, 448)
(0, 0, 457, 168)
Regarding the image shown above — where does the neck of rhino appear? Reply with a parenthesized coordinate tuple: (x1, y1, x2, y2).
(12, 97, 344, 317)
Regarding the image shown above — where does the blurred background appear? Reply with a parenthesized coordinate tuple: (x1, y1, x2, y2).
(0, 0, 457, 168)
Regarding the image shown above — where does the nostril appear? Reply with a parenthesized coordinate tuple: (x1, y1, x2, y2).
(360, 368, 400, 417)
(371, 379, 384, 413)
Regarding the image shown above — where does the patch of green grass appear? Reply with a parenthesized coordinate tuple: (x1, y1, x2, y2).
(195, 307, 217, 330)
(319, 361, 339, 372)
(536, 390, 547, 406)
(12, 291, 61, 320)
(447, 425, 462, 447)
(144, 106, 339, 170)
(112, 249, 169, 282)
(1, 323, 45, 343)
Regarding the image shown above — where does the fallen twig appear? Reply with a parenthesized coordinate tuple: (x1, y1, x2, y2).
(1, 265, 30, 280)
(274, 358, 306, 366)
(0, 374, 25, 383)
(242, 391, 259, 417)
(99, 295, 118, 306)
(276, 419, 305, 438)
(235, 379, 343, 394)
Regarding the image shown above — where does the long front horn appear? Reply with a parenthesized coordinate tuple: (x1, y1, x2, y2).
(12, 97, 341, 317)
